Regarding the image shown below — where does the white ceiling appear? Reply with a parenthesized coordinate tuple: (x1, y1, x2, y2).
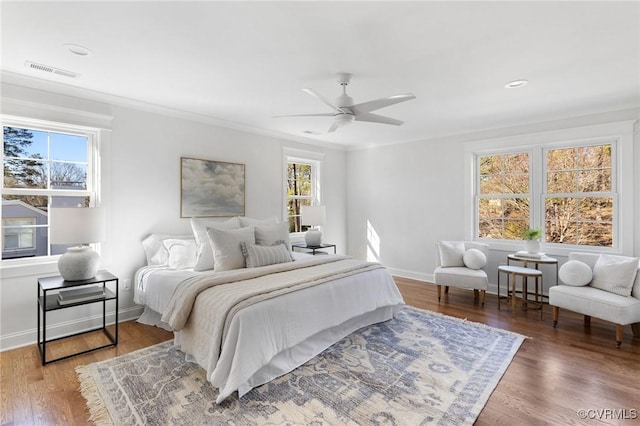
(1, 1, 639, 148)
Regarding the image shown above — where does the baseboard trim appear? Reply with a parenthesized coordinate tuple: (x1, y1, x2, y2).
(0, 305, 144, 352)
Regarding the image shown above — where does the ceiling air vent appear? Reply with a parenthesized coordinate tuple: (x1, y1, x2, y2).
(24, 61, 80, 79)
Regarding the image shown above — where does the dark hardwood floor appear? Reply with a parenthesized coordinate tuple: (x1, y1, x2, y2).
(1, 277, 638, 425)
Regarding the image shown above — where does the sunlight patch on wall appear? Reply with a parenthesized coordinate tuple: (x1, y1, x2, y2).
(366, 220, 380, 262)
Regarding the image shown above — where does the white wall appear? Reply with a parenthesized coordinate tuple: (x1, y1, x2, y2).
(0, 82, 347, 350)
(347, 109, 640, 292)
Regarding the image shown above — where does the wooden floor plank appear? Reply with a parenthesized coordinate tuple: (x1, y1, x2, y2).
(1, 277, 638, 425)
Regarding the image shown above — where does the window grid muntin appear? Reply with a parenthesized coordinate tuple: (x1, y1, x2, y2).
(2, 119, 97, 261)
(477, 151, 531, 240)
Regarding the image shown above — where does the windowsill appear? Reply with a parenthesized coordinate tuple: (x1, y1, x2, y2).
(480, 240, 624, 257)
(1, 257, 60, 279)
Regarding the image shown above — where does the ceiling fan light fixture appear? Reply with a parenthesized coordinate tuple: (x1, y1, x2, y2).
(505, 79, 528, 89)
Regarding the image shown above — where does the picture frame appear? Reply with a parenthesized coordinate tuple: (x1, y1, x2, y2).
(180, 157, 245, 218)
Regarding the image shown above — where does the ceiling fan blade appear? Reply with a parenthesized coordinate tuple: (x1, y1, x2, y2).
(354, 112, 404, 126)
(273, 113, 334, 118)
(302, 88, 346, 114)
(327, 121, 340, 133)
(350, 93, 416, 115)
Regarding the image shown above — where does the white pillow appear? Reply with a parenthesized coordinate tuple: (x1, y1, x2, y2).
(162, 238, 197, 270)
(240, 241, 293, 268)
(558, 260, 593, 286)
(255, 222, 291, 249)
(191, 217, 240, 271)
(207, 226, 256, 271)
(437, 241, 465, 267)
(590, 254, 639, 296)
(463, 248, 487, 270)
(141, 233, 193, 266)
(238, 216, 279, 227)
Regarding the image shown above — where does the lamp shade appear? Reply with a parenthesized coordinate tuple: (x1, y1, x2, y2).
(301, 205, 326, 227)
(50, 207, 106, 244)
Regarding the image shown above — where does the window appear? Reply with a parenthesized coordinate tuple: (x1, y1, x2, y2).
(286, 157, 320, 233)
(2, 119, 99, 261)
(3, 217, 35, 250)
(545, 145, 613, 246)
(474, 142, 615, 248)
(477, 152, 530, 240)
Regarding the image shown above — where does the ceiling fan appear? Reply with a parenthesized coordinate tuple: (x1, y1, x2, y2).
(275, 73, 416, 133)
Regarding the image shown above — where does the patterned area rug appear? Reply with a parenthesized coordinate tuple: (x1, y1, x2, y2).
(77, 306, 525, 425)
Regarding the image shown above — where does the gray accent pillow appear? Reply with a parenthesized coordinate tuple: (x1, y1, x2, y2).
(255, 222, 291, 249)
(240, 241, 293, 268)
(207, 226, 255, 271)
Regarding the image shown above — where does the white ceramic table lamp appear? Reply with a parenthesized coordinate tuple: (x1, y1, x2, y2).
(50, 207, 105, 281)
(301, 205, 325, 246)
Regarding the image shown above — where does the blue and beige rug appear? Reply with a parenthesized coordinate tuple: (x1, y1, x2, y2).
(77, 306, 525, 425)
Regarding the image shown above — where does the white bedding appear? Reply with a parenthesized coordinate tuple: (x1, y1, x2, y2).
(134, 254, 404, 403)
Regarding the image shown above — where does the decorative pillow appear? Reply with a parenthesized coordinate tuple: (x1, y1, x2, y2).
(207, 226, 255, 271)
(191, 217, 240, 271)
(463, 248, 486, 270)
(437, 241, 465, 267)
(558, 260, 593, 286)
(255, 222, 291, 249)
(240, 241, 293, 268)
(142, 233, 193, 266)
(238, 216, 279, 228)
(162, 238, 197, 270)
(590, 254, 639, 296)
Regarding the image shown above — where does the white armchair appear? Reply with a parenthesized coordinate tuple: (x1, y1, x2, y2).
(549, 252, 640, 348)
(434, 241, 489, 307)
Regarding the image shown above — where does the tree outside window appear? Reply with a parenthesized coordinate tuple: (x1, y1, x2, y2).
(475, 143, 614, 247)
(286, 161, 314, 233)
(2, 124, 95, 260)
(545, 144, 613, 246)
(477, 152, 530, 240)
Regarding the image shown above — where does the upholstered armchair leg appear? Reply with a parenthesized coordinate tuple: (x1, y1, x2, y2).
(584, 315, 591, 326)
(445, 286, 449, 294)
(437, 285, 441, 302)
(632, 323, 640, 337)
(552, 306, 559, 327)
(480, 290, 485, 308)
(615, 325, 624, 348)
(473, 289, 479, 298)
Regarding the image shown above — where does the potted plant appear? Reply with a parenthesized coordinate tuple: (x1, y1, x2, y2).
(523, 228, 542, 254)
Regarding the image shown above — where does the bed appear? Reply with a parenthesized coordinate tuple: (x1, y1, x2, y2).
(134, 218, 404, 403)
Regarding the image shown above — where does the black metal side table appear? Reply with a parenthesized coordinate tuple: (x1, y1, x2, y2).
(291, 243, 337, 255)
(37, 270, 118, 365)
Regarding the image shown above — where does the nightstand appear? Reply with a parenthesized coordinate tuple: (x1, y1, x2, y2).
(37, 270, 118, 365)
(291, 243, 337, 255)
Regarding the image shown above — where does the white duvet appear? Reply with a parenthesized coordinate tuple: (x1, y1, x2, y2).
(135, 255, 404, 403)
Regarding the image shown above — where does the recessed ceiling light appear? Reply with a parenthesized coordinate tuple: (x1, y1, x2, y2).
(63, 43, 91, 56)
(505, 79, 528, 89)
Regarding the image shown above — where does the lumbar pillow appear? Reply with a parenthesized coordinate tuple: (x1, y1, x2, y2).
(241, 241, 293, 268)
(437, 241, 465, 267)
(162, 238, 197, 270)
(558, 260, 593, 286)
(255, 222, 291, 249)
(207, 226, 256, 271)
(590, 254, 639, 296)
(191, 217, 240, 271)
(463, 248, 487, 270)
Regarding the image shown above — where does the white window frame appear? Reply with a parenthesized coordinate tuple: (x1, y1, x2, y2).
(476, 150, 532, 241)
(283, 148, 323, 236)
(464, 121, 635, 256)
(2, 217, 36, 250)
(1, 116, 101, 265)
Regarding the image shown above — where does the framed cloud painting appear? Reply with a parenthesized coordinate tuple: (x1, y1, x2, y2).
(180, 157, 245, 217)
